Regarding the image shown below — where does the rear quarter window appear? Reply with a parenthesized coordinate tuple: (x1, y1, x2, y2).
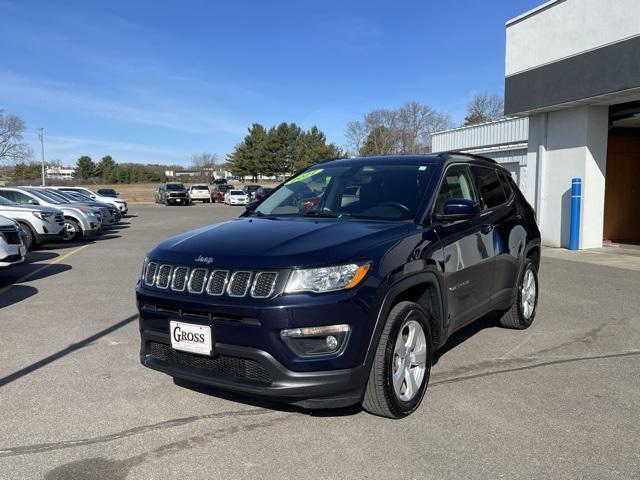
(471, 166, 507, 209)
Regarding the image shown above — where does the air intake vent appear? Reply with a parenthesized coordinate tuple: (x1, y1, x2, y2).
(228, 271, 252, 297)
(188, 268, 207, 294)
(144, 262, 158, 286)
(251, 272, 278, 298)
(156, 265, 172, 289)
(171, 267, 189, 291)
(206, 270, 229, 296)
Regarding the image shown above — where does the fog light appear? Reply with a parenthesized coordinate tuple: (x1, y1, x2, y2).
(280, 324, 350, 357)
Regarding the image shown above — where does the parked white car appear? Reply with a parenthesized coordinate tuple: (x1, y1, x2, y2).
(0, 195, 65, 250)
(224, 190, 249, 206)
(0, 215, 26, 269)
(0, 187, 101, 242)
(188, 184, 211, 203)
(52, 187, 128, 215)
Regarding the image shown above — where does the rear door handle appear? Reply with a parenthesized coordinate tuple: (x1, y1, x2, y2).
(481, 224, 493, 234)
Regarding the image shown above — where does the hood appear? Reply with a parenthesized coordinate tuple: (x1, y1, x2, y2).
(0, 214, 18, 228)
(0, 204, 62, 215)
(150, 217, 410, 268)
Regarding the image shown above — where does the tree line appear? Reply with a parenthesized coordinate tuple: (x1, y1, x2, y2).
(226, 123, 342, 181)
(73, 155, 167, 183)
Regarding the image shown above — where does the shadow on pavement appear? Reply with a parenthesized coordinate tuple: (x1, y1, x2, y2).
(173, 377, 363, 418)
(0, 313, 138, 388)
(0, 285, 38, 308)
(433, 312, 500, 365)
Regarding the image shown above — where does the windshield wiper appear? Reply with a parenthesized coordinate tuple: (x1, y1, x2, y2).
(303, 211, 338, 218)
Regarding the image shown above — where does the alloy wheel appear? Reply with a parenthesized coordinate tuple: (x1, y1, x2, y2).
(392, 319, 428, 402)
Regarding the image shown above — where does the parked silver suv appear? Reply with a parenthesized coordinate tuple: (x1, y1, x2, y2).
(0, 187, 101, 242)
(0, 195, 65, 249)
(0, 214, 26, 269)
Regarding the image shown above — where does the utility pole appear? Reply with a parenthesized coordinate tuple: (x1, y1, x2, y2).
(37, 128, 46, 186)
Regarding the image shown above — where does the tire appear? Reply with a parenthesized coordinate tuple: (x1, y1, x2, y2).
(498, 258, 538, 329)
(362, 301, 433, 419)
(62, 218, 82, 242)
(19, 222, 35, 250)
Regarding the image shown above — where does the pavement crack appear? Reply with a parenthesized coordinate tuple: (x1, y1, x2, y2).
(0, 407, 272, 458)
(431, 350, 640, 387)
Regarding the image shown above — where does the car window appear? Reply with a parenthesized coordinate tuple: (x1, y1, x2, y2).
(0, 195, 14, 205)
(434, 165, 477, 214)
(498, 170, 514, 199)
(471, 166, 507, 209)
(2, 190, 31, 204)
(256, 163, 433, 220)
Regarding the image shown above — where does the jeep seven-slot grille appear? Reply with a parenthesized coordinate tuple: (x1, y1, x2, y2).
(146, 341, 272, 385)
(142, 262, 279, 299)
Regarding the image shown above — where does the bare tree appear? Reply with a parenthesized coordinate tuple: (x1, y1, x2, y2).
(0, 110, 32, 164)
(464, 93, 504, 126)
(190, 152, 218, 171)
(345, 101, 452, 156)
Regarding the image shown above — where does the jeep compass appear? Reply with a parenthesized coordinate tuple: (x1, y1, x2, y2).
(137, 154, 541, 418)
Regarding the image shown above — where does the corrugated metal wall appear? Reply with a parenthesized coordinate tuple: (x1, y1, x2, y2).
(431, 117, 529, 152)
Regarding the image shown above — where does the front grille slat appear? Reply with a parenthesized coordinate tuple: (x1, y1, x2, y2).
(206, 270, 229, 296)
(143, 263, 279, 299)
(188, 268, 208, 294)
(156, 265, 172, 289)
(144, 262, 158, 286)
(147, 341, 272, 385)
(251, 272, 278, 298)
(171, 267, 189, 292)
(228, 271, 252, 297)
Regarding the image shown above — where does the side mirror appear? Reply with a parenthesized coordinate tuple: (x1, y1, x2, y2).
(433, 198, 480, 222)
(28, 199, 39, 205)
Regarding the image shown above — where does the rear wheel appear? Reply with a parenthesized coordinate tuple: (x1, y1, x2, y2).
(362, 301, 433, 419)
(62, 218, 82, 242)
(498, 259, 538, 329)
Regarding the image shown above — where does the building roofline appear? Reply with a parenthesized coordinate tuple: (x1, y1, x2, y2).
(431, 116, 524, 137)
(506, 0, 564, 27)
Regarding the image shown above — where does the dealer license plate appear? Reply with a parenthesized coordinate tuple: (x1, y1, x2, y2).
(169, 321, 212, 356)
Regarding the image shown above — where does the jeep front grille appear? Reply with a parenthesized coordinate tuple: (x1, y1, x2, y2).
(142, 263, 280, 299)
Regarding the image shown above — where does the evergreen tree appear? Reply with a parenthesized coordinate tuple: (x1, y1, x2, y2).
(95, 155, 116, 180)
(74, 155, 96, 180)
(294, 126, 342, 171)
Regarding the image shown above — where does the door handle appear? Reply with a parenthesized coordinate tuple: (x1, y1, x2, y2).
(481, 224, 493, 234)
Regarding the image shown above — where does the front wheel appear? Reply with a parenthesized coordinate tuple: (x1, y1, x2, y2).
(19, 223, 35, 250)
(62, 218, 82, 242)
(362, 301, 433, 419)
(498, 259, 538, 329)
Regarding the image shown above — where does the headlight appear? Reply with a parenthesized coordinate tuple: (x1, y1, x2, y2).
(32, 211, 53, 220)
(284, 263, 370, 294)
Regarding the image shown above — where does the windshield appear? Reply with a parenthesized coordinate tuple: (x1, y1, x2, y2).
(166, 184, 185, 191)
(230, 190, 243, 195)
(0, 195, 14, 205)
(255, 163, 433, 221)
(64, 191, 93, 202)
(192, 186, 208, 190)
(43, 190, 75, 203)
(26, 189, 66, 204)
(98, 189, 116, 196)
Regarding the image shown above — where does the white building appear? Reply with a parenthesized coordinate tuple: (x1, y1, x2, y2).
(45, 166, 75, 180)
(433, 0, 640, 249)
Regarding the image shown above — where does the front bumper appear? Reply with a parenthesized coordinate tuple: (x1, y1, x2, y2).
(167, 197, 189, 205)
(0, 244, 25, 267)
(137, 281, 380, 407)
(34, 230, 65, 244)
(140, 330, 368, 408)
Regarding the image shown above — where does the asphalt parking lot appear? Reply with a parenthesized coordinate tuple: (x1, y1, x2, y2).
(1, 204, 639, 479)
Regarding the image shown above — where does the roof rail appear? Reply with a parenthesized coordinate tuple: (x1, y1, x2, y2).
(438, 150, 498, 164)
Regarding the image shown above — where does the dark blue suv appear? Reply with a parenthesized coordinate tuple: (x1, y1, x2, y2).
(137, 154, 540, 418)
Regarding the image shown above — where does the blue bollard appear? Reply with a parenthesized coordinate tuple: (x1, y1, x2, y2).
(569, 178, 582, 250)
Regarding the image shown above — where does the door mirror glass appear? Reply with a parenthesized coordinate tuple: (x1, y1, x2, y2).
(434, 198, 480, 222)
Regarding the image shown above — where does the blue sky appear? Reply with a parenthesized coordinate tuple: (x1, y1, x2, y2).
(0, 0, 542, 166)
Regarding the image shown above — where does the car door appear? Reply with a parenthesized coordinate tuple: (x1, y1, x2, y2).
(469, 166, 521, 307)
(431, 164, 495, 331)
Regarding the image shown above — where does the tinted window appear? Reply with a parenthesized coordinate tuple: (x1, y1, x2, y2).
(0, 195, 13, 205)
(434, 165, 477, 214)
(1, 190, 32, 204)
(256, 163, 433, 220)
(471, 167, 507, 209)
(166, 184, 185, 191)
(498, 170, 514, 199)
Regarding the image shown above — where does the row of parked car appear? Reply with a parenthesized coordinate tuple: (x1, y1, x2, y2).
(0, 186, 128, 270)
(154, 181, 273, 206)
